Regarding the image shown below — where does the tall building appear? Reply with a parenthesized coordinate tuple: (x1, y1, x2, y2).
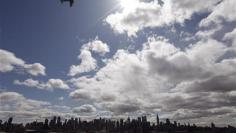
(166, 119, 170, 125)
(142, 116, 147, 123)
(156, 114, 159, 126)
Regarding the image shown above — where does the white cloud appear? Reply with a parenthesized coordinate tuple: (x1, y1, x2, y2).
(105, 0, 221, 36)
(47, 79, 70, 90)
(69, 36, 236, 125)
(82, 37, 110, 56)
(14, 78, 69, 91)
(23, 63, 46, 76)
(68, 38, 110, 76)
(196, 0, 236, 44)
(0, 49, 46, 76)
(0, 49, 25, 72)
(68, 50, 97, 76)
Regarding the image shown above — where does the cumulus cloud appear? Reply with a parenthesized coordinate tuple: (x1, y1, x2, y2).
(82, 37, 110, 56)
(68, 50, 97, 76)
(68, 38, 110, 76)
(69, 35, 236, 125)
(14, 78, 69, 91)
(47, 79, 70, 90)
(23, 63, 46, 76)
(196, 0, 236, 43)
(0, 49, 25, 72)
(0, 49, 46, 76)
(105, 0, 221, 36)
(73, 104, 97, 114)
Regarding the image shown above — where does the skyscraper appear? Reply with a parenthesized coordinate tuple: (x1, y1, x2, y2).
(156, 114, 159, 126)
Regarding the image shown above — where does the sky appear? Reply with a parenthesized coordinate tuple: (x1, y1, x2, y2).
(0, 0, 236, 126)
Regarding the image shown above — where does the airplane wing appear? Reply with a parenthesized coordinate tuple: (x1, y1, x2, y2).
(69, 0, 74, 7)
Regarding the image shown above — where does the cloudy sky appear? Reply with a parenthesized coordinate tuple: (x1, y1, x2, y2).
(0, 0, 236, 126)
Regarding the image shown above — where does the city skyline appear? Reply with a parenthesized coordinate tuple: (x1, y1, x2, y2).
(1, 114, 236, 133)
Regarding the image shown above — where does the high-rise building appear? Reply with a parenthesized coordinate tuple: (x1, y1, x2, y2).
(166, 119, 170, 125)
(156, 114, 159, 126)
(142, 116, 147, 123)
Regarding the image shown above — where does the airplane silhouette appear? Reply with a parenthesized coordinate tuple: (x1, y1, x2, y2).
(60, 0, 74, 7)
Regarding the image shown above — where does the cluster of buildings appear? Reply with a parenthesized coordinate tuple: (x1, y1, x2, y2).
(0, 114, 235, 133)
